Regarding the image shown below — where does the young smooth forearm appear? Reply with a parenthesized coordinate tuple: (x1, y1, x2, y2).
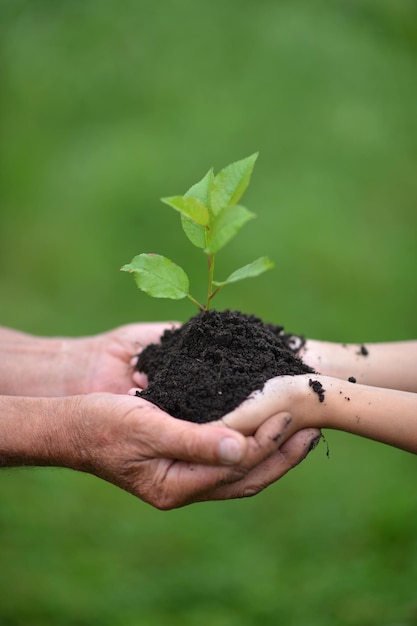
(300, 340, 417, 392)
(302, 376, 417, 453)
(224, 374, 417, 455)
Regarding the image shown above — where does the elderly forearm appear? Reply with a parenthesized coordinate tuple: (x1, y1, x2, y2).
(0, 326, 89, 396)
(0, 395, 78, 468)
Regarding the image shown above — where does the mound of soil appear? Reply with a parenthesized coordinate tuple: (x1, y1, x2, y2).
(136, 309, 314, 423)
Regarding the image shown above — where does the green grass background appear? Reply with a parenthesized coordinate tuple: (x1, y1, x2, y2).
(1, 1, 417, 624)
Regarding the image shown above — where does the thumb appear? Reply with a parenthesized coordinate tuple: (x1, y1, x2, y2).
(150, 413, 249, 466)
(128, 389, 248, 466)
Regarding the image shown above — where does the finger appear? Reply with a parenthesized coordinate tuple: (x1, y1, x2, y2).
(204, 413, 296, 491)
(197, 428, 321, 501)
(131, 401, 249, 466)
(132, 369, 148, 386)
(221, 376, 300, 435)
(134, 322, 181, 347)
(176, 413, 298, 505)
(244, 406, 301, 450)
(120, 323, 180, 362)
(239, 411, 295, 468)
(118, 322, 179, 342)
(151, 461, 250, 509)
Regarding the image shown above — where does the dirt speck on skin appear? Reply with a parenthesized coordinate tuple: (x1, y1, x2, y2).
(348, 376, 357, 383)
(136, 309, 314, 423)
(358, 345, 369, 356)
(308, 378, 326, 403)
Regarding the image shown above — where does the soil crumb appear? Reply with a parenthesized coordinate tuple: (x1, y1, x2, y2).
(321, 431, 330, 458)
(358, 344, 369, 356)
(348, 376, 357, 383)
(308, 378, 326, 403)
(136, 309, 314, 423)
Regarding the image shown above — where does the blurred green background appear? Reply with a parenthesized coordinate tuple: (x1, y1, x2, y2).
(1, 1, 417, 624)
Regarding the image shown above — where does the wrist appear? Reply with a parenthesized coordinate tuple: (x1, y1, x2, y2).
(292, 374, 330, 431)
(298, 340, 339, 377)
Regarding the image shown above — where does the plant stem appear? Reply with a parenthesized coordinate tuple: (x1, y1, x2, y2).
(208, 284, 223, 303)
(206, 254, 215, 310)
(187, 294, 205, 311)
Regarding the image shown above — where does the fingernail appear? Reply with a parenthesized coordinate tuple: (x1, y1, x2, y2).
(295, 434, 323, 467)
(130, 355, 140, 367)
(307, 434, 322, 454)
(219, 437, 244, 465)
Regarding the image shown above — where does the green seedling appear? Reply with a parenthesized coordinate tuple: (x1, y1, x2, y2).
(121, 153, 274, 311)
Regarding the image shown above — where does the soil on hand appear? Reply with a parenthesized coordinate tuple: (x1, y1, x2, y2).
(136, 309, 314, 423)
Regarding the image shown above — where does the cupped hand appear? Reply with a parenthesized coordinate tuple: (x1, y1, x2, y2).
(216, 375, 322, 494)
(70, 391, 253, 509)
(72, 322, 178, 394)
(221, 375, 311, 436)
(89, 385, 320, 508)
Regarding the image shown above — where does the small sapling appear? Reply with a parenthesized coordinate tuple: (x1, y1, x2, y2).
(121, 153, 274, 311)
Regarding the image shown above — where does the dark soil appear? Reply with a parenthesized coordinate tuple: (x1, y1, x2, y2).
(136, 309, 314, 423)
(308, 378, 326, 403)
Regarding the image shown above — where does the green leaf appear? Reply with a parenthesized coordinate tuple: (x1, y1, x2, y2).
(213, 256, 274, 287)
(180, 215, 207, 249)
(205, 205, 255, 254)
(180, 168, 214, 248)
(161, 196, 209, 226)
(184, 167, 214, 206)
(121, 253, 189, 299)
(210, 153, 258, 215)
